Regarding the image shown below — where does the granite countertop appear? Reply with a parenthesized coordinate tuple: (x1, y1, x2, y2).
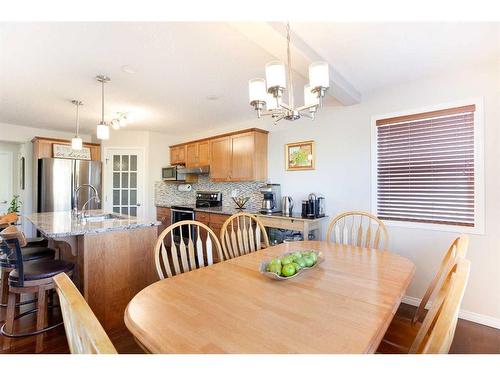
(25, 210, 160, 238)
(155, 203, 327, 221)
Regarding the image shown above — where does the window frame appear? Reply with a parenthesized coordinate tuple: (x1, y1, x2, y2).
(371, 98, 485, 234)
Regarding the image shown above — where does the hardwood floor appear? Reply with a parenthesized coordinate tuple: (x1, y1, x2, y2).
(0, 300, 499, 354)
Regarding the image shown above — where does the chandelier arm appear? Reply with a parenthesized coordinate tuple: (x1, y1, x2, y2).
(296, 103, 318, 112)
(273, 115, 286, 125)
(279, 102, 292, 111)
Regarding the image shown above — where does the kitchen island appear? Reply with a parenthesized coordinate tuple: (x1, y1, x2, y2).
(25, 210, 159, 330)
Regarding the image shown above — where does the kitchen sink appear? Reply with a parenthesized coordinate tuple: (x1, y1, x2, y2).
(80, 213, 124, 222)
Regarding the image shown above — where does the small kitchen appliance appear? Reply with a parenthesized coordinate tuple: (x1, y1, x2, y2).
(259, 184, 282, 214)
(301, 193, 325, 218)
(282, 196, 294, 216)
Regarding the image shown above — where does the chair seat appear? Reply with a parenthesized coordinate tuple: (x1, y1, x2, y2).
(377, 315, 421, 354)
(0, 247, 55, 267)
(9, 260, 74, 286)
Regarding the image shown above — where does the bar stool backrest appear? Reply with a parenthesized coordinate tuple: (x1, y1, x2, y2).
(0, 226, 26, 286)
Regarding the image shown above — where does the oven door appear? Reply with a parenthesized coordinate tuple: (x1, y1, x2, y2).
(162, 166, 177, 181)
(171, 208, 195, 241)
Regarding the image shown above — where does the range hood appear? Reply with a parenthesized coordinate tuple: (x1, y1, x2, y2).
(177, 165, 210, 175)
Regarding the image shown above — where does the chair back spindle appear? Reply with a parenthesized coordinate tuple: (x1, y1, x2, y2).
(220, 213, 270, 260)
(154, 220, 223, 279)
(327, 211, 388, 250)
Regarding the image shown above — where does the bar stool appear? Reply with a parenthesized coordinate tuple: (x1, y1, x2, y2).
(0, 226, 55, 307)
(0, 227, 74, 352)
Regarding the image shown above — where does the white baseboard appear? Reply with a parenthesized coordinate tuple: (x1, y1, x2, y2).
(402, 296, 500, 330)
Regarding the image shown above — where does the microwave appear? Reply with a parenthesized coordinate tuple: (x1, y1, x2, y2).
(162, 165, 183, 181)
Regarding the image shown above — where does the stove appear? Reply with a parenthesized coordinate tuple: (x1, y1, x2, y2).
(195, 191, 222, 208)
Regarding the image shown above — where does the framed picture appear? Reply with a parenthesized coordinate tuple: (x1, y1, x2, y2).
(285, 140, 315, 171)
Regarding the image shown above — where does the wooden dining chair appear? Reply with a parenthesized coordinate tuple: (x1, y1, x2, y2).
(54, 272, 117, 354)
(154, 220, 223, 279)
(377, 236, 469, 354)
(409, 257, 470, 354)
(220, 213, 270, 260)
(326, 211, 389, 250)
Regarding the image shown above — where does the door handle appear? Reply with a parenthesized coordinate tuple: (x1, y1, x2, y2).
(136, 203, 141, 206)
(1, 201, 7, 204)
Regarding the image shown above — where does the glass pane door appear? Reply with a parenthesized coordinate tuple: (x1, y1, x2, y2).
(109, 152, 141, 217)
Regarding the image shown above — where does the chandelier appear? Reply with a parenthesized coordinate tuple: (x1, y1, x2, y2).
(248, 23, 330, 124)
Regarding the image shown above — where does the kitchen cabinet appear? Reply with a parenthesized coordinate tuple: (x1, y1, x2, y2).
(170, 145, 186, 165)
(168, 128, 268, 182)
(185, 141, 210, 168)
(209, 136, 232, 181)
(156, 207, 171, 235)
(210, 130, 267, 182)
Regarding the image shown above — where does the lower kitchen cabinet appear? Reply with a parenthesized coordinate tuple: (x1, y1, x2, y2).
(156, 207, 171, 235)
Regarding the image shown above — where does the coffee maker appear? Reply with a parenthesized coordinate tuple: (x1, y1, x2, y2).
(259, 184, 282, 214)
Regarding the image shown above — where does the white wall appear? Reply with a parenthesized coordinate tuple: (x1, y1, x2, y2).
(234, 63, 500, 324)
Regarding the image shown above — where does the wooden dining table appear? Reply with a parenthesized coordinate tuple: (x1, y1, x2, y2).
(124, 241, 415, 354)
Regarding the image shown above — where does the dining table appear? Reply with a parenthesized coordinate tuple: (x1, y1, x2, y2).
(124, 240, 415, 354)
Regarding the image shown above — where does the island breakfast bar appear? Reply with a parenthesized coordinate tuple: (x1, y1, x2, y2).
(25, 210, 160, 330)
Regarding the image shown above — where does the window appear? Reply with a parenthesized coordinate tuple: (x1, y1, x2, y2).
(372, 102, 484, 232)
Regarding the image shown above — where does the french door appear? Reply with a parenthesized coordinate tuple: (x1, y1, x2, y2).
(104, 148, 144, 218)
(0, 151, 13, 214)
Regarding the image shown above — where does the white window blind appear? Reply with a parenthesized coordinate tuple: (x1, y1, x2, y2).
(376, 105, 476, 227)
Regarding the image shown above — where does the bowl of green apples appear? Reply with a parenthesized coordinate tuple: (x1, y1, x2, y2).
(259, 250, 324, 280)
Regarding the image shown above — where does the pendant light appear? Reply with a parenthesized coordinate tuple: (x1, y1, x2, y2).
(96, 75, 111, 140)
(71, 100, 83, 150)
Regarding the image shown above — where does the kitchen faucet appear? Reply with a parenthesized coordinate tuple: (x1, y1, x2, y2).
(73, 184, 101, 219)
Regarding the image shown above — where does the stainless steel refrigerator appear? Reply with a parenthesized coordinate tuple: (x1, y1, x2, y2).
(38, 158, 102, 212)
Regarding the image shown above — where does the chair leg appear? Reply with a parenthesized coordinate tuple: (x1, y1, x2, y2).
(0, 269, 9, 306)
(2, 291, 16, 350)
(35, 287, 47, 353)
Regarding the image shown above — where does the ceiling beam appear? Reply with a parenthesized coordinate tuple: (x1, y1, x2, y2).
(228, 22, 361, 106)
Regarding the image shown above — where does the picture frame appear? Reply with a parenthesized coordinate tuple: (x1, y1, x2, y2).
(285, 140, 315, 171)
(52, 143, 91, 160)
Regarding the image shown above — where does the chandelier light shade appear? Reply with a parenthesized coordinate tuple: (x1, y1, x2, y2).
(303, 84, 319, 109)
(71, 100, 83, 150)
(96, 75, 111, 140)
(248, 78, 267, 105)
(265, 61, 286, 92)
(309, 61, 330, 90)
(248, 22, 330, 124)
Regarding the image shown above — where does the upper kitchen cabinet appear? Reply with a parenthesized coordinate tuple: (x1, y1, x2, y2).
(210, 129, 268, 182)
(168, 128, 268, 182)
(170, 145, 186, 165)
(210, 136, 232, 181)
(185, 140, 210, 168)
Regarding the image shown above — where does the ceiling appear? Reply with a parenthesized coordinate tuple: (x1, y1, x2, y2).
(0, 22, 498, 136)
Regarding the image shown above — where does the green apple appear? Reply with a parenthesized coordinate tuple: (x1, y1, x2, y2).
(281, 263, 296, 277)
(281, 255, 294, 265)
(268, 263, 282, 276)
(303, 255, 315, 267)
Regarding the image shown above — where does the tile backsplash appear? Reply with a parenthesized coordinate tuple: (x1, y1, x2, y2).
(155, 175, 265, 210)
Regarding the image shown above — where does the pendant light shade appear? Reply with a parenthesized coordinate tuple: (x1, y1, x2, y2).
(97, 122, 110, 140)
(71, 100, 83, 150)
(308, 61, 330, 89)
(266, 93, 279, 110)
(96, 75, 111, 140)
(111, 119, 120, 130)
(71, 137, 83, 150)
(265, 61, 286, 90)
(248, 78, 267, 104)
